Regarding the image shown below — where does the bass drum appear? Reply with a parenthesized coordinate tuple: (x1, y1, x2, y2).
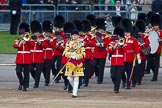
(148, 30, 159, 54)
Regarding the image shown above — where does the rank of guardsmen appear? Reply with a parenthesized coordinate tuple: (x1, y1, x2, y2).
(13, 1, 162, 98)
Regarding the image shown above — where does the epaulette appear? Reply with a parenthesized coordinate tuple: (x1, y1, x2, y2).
(103, 33, 110, 38)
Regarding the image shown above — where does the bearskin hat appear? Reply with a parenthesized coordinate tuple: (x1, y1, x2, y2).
(150, 13, 161, 26)
(86, 14, 96, 27)
(82, 19, 91, 32)
(135, 20, 146, 33)
(43, 20, 53, 33)
(54, 15, 65, 28)
(152, 0, 162, 14)
(63, 22, 75, 33)
(138, 13, 147, 22)
(113, 26, 124, 38)
(72, 29, 79, 35)
(131, 26, 139, 38)
(111, 15, 122, 27)
(96, 18, 106, 30)
(73, 19, 83, 32)
(30, 20, 42, 34)
(120, 18, 133, 32)
(146, 11, 155, 24)
(18, 23, 30, 35)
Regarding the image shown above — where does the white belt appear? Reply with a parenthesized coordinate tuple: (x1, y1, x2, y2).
(44, 48, 52, 50)
(30, 50, 43, 52)
(18, 51, 30, 54)
(85, 47, 92, 49)
(112, 55, 123, 57)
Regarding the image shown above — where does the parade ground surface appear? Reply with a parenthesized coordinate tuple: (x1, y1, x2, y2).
(0, 54, 162, 108)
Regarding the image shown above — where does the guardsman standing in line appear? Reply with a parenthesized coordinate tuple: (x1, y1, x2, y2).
(63, 29, 86, 98)
(86, 14, 97, 78)
(81, 19, 93, 87)
(90, 18, 110, 84)
(146, 13, 162, 81)
(51, 15, 65, 83)
(121, 18, 141, 89)
(132, 20, 150, 86)
(13, 23, 31, 91)
(29, 20, 44, 88)
(42, 20, 54, 86)
(62, 22, 75, 92)
(108, 26, 125, 93)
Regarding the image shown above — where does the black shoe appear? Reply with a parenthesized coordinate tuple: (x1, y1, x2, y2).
(136, 83, 141, 85)
(145, 72, 150, 74)
(126, 86, 131, 89)
(18, 85, 22, 90)
(114, 91, 119, 94)
(33, 85, 38, 88)
(72, 95, 77, 98)
(132, 84, 136, 87)
(84, 84, 88, 87)
(68, 90, 72, 93)
(97, 81, 102, 84)
(63, 85, 67, 90)
(44, 83, 49, 86)
(151, 79, 157, 81)
(22, 88, 27, 91)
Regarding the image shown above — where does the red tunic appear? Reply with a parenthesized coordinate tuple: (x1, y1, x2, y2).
(13, 39, 31, 64)
(139, 34, 150, 60)
(91, 33, 110, 58)
(123, 36, 141, 62)
(156, 30, 162, 54)
(42, 35, 53, 60)
(50, 31, 64, 56)
(28, 35, 44, 63)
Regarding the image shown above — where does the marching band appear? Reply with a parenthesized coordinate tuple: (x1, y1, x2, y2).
(13, 7, 162, 97)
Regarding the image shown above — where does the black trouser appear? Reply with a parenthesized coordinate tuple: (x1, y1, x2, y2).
(124, 62, 133, 87)
(30, 63, 44, 87)
(93, 58, 106, 83)
(110, 66, 124, 92)
(51, 55, 62, 81)
(146, 53, 160, 80)
(10, 13, 20, 35)
(16, 64, 30, 89)
(43, 60, 52, 84)
(84, 59, 91, 86)
(132, 59, 146, 85)
(61, 63, 73, 91)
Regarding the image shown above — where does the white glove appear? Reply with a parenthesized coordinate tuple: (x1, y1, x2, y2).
(138, 59, 141, 64)
(81, 42, 84, 46)
(96, 42, 100, 46)
(71, 52, 76, 59)
(71, 52, 76, 56)
(12, 10, 17, 15)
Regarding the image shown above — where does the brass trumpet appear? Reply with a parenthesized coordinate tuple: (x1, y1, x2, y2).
(23, 32, 30, 41)
(118, 38, 124, 46)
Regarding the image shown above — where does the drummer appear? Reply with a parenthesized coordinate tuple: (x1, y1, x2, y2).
(146, 13, 162, 81)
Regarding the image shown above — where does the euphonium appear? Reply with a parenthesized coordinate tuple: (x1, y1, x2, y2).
(118, 38, 124, 46)
(23, 32, 30, 41)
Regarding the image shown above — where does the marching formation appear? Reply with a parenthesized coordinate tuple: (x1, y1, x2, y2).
(13, 11, 162, 97)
